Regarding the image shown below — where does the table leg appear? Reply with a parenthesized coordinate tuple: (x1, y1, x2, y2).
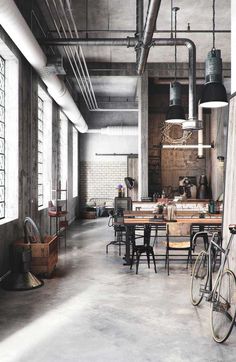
(123, 226, 132, 265)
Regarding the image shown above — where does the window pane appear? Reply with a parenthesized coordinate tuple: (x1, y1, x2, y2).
(0, 57, 4, 74)
(0, 107, 4, 123)
(0, 186, 4, 202)
(0, 171, 4, 186)
(0, 154, 4, 169)
(0, 202, 4, 218)
(0, 138, 4, 154)
(38, 162, 43, 174)
(0, 73, 4, 90)
(38, 195, 43, 207)
(0, 89, 4, 107)
(38, 152, 43, 163)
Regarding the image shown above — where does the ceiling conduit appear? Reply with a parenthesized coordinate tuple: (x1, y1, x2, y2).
(86, 126, 138, 136)
(0, 0, 88, 133)
(45, 37, 197, 122)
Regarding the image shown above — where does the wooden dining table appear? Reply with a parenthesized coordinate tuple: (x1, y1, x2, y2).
(121, 215, 222, 265)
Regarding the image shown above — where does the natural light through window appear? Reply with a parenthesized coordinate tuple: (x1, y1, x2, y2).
(73, 127, 78, 197)
(59, 111, 68, 191)
(38, 85, 52, 210)
(0, 38, 19, 225)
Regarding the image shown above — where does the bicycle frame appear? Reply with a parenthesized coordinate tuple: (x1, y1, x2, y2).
(206, 231, 235, 302)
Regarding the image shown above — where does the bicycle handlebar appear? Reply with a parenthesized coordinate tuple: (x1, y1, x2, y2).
(229, 224, 236, 234)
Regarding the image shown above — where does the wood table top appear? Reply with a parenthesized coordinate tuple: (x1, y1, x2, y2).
(123, 217, 222, 225)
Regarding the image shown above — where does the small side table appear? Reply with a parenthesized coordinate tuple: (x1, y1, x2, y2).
(48, 210, 68, 248)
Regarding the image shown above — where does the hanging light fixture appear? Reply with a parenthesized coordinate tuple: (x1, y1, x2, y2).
(199, 0, 228, 108)
(165, 6, 186, 124)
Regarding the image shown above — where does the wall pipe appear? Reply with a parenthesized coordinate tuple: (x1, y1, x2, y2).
(43, 37, 197, 120)
(0, 0, 88, 133)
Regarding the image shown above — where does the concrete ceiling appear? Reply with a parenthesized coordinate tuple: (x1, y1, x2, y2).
(37, 0, 231, 106)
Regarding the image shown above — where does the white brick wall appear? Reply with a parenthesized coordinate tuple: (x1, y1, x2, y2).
(80, 160, 127, 207)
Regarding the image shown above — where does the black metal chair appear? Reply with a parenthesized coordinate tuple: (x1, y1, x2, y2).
(106, 210, 126, 256)
(130, 225, 157, 274)
(106, 197, 132, 255)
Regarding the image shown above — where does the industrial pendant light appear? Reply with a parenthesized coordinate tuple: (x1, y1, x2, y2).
(165, 7, 186, 124)
(199, 0, 228, 108)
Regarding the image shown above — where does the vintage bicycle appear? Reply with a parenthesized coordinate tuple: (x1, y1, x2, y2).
(190, 224, 236, 343)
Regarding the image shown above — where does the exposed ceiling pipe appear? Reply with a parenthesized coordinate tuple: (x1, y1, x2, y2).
(136, 0, 161, 75)
(44, 37, 197, 120)
(44, 0, 97, 111)
(86, 126, 138, 136)
(64, 0, 98, 110)
(136, 0, 143, 64)
(0, 0, 88, 133)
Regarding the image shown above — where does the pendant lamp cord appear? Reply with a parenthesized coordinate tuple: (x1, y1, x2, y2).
(174, 8, 177, 81)
(212, 0, 216, 50)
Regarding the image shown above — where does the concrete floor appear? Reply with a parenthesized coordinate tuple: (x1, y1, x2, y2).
(0, 217, 236, 362)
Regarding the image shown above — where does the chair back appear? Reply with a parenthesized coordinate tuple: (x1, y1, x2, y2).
(114, 197, 132, 214)
(167, 223, 191, 237)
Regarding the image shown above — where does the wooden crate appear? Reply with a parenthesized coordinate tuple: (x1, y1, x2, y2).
(14, 235, 58, 277)
(81, 211, 97, 219)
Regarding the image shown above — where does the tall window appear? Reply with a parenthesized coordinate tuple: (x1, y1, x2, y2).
(0, 56, 5, 219)
(38, 85, 52, 209)
(37, 96, 43, 207)
(0, 38, 19, 225)
(59, 111, 68, 190)
(73, 127, 78, 197)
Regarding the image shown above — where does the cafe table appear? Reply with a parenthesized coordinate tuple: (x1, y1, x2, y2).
(122, 216, 222, 265)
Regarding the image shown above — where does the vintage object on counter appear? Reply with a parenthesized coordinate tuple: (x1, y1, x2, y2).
(179, 176, 197, 199)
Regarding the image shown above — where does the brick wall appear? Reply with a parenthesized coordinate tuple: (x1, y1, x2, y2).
(80, 160, 127, 208)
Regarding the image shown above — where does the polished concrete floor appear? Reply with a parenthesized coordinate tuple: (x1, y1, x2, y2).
(0, 217, 236, 362)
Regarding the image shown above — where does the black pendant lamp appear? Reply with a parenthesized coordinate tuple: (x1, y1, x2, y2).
(166, 7, 186, 124)
(166, 81, 186, 124)
(199, 0, 228, 108)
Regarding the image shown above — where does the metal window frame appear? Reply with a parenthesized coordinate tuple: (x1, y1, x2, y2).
(0, 55, 5, 219)
(38, 95, 44, 207)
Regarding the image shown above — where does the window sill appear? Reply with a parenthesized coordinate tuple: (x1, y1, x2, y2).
(0, 216, 18, 226)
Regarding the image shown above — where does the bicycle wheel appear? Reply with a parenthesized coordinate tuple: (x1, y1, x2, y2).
(210, 269, 236, 343)
(24, 217, 42, 243)
(190, 250, 208, 306)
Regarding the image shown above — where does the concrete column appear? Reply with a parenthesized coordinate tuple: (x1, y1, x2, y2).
(231, 0, 236, 93)
(138, 70, 148, 199)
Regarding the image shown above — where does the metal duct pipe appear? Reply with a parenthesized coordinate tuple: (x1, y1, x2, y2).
(136, 0, 143, 63)
(152, 38, 196, 120)
(137, 0, 161, 75)
(87, 126, 138, 136)
(44, 37, 197, 119)
(43, 37, 137, 46)
(0, 0, 88, 133)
